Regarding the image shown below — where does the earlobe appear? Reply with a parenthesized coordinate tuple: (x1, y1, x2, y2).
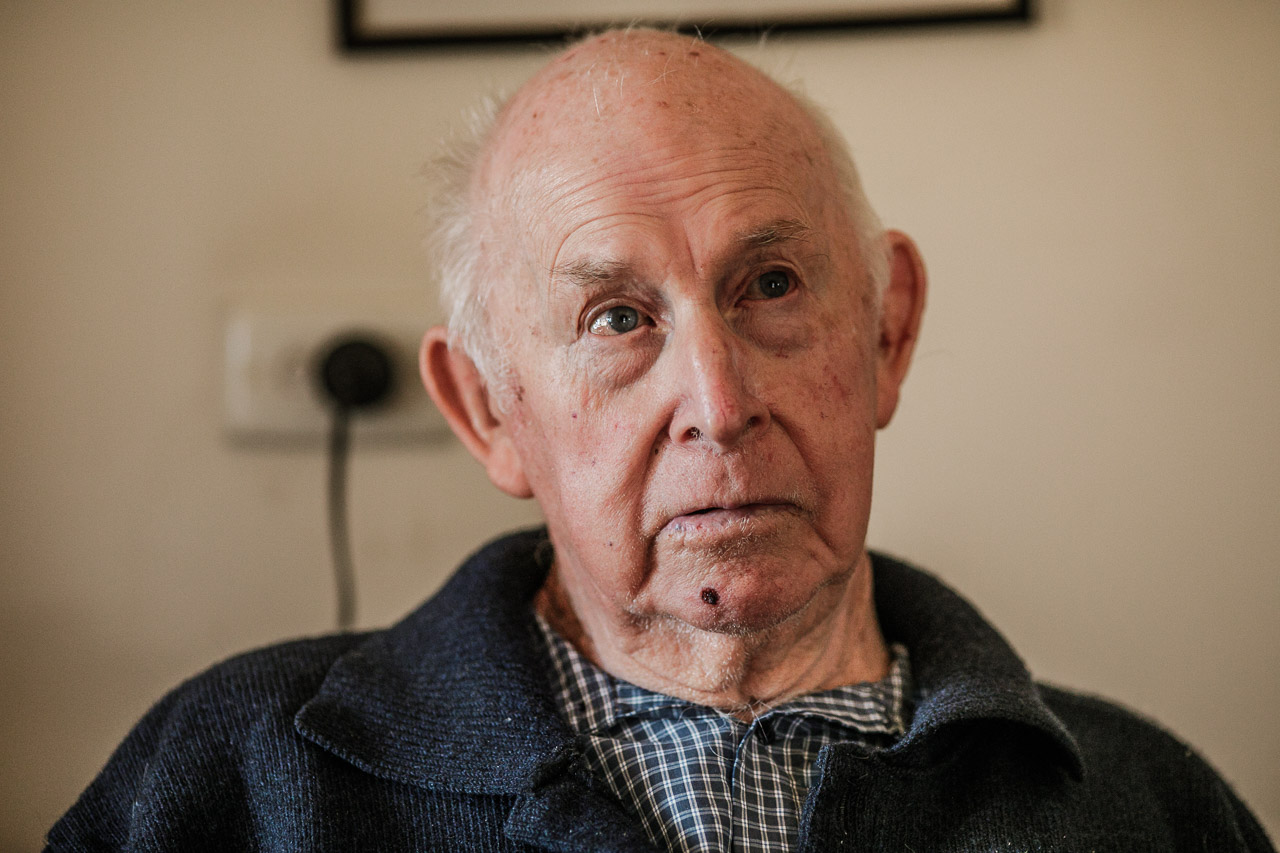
(419, 327, 533, 499)
(875, 230, 928, 429)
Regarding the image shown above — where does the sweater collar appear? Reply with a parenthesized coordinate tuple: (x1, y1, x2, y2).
(295, 529, 1083, 793)
(871, 552, 1084, 778)
(295, 528, 573, 795)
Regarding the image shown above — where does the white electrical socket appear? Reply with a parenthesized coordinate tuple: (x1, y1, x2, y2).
(224, 311, 451, 442)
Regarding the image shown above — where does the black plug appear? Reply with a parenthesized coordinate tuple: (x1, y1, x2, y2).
(316, 334, 395, 411)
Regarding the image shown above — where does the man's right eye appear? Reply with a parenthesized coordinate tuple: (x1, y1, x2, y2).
(589, 305, 644, 335)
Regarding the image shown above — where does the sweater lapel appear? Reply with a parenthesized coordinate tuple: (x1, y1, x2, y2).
(505, 754, 662, 852)
(295, 528, 660, 850)
(295, 529, 575, 793)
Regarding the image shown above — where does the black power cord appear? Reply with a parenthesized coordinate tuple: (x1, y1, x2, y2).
(316, 335, 395, 630)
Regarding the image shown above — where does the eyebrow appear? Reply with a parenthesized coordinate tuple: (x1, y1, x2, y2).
(550, 257, 633, 289)
(549, 218, 817, 289)
(735, 218, 815, 249)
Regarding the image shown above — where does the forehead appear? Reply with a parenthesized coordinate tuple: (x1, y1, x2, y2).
(479, 34, 845, 271)
(534, 146, 832, 277)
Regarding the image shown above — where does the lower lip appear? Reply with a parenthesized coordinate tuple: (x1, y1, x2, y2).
(664, 504, 792, 537)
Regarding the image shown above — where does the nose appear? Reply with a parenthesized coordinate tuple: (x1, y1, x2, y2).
(667, 313, 771, 449)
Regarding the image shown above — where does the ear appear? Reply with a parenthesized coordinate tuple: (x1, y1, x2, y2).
(419, 327, 533, 498)
(875, 230, 928, 429)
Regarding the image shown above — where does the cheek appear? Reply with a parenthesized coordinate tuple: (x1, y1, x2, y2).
(789, 336, 877, 430)
(783, 345, 879, 518)
(544, 414, 664, 602)
(773, 293, 879, 414)
(515, 394, 654, 521)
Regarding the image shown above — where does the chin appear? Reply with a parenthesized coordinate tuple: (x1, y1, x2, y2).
(641, 523, 861, 634)
(666, 564, 843, 636)
(685, 604, 797, 636)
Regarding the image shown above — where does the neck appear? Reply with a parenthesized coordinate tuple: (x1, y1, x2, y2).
(534, 552, 889, 719)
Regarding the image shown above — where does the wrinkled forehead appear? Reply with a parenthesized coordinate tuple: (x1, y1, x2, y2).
(474, 32, 843, 262)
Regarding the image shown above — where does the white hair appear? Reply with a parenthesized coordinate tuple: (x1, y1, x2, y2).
(423, 93, 510, 385)
(422, 41, 889, 387)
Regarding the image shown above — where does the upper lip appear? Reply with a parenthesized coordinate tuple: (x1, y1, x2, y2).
(669, 497, 794, 519)
(684, 502, 751, 514)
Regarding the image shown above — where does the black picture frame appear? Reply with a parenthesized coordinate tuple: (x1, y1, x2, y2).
(337, 0, 1032, 52)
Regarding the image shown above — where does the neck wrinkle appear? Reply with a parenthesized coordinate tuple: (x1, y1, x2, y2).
(533, 552, 890, 713)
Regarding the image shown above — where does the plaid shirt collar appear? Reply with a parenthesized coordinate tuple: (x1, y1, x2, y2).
(539, 613, 911, 738)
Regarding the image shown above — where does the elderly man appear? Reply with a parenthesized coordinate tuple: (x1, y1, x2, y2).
(50, 29, 1271, 853)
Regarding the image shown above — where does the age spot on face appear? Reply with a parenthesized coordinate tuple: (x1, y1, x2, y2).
(700, 587, 720, 606)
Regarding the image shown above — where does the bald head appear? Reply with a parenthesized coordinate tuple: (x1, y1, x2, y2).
(427, 29, 886, 384)
(482, 30, 802, 183)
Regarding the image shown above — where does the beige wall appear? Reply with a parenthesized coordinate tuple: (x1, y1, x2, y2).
(2, 1, 1276, 848)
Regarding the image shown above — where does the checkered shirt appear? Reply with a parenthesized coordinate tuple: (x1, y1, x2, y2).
(536, 615, 912, 853)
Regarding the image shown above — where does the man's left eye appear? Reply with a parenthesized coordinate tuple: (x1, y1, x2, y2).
(747, 270, 792, 299)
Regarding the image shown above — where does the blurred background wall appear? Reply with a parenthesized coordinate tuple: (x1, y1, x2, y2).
(2, 1, 1276, 848)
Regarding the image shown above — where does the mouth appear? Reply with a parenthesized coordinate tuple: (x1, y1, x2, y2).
(664, 501, 797, 535)
(683, 502, 772, 516)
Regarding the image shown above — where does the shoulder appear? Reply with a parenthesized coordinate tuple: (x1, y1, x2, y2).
(1036, 683, 1274, 850)
(1038, 684, 1183, 749)
(48, 530, 558, 851)
(144, 632, 367, 737)
(46, 632, 369, 851)
(1037, 682, 1226, 778)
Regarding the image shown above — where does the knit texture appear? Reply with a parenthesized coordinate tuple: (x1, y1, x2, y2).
(47, 528, 1275, 852)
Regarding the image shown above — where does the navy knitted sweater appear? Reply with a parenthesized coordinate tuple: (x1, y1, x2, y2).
(47, 529, 1274, 852)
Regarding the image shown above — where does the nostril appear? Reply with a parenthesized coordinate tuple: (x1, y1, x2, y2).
(686, 426, 702, 441)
